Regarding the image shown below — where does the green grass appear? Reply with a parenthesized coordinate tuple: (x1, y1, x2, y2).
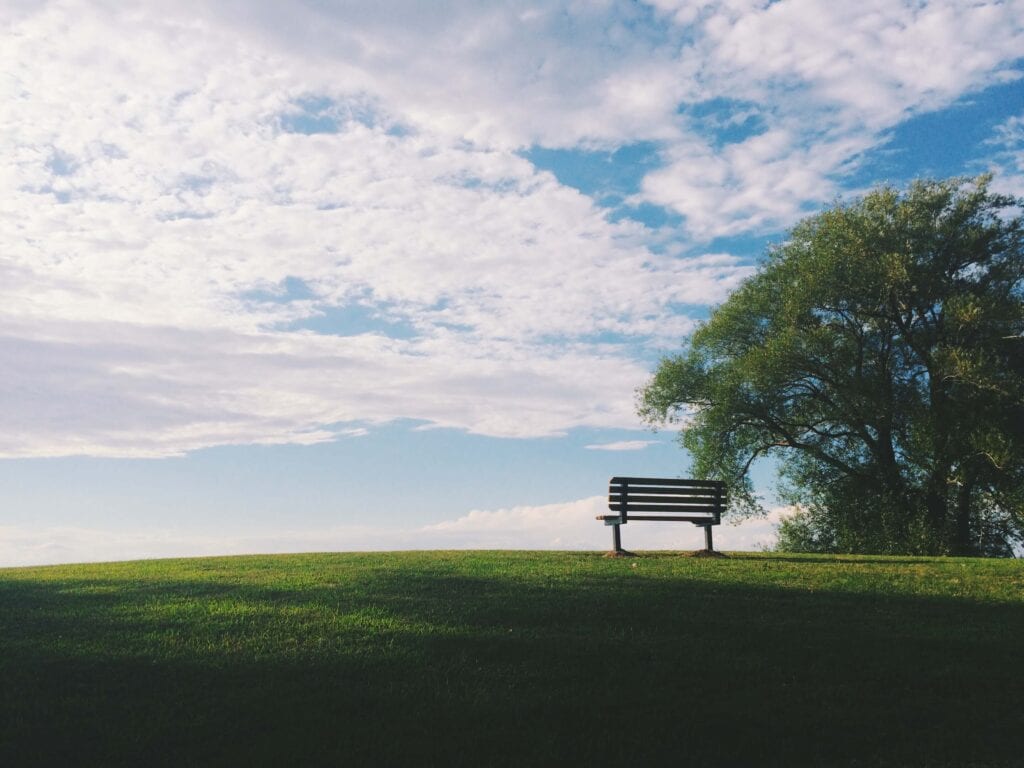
(2, 551, 1022, 767)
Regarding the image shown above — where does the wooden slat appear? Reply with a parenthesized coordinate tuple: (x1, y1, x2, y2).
(606, 495, 720, 507)
(609, 486, 718, 497)
(610, 476, 724, 488)
(609, 500, 725, 510)
(608, 485, 721, 494)
(608, 500, 720, 511)
(598, 513, 714, 521)
(607, 503, 720, 514)
(609, 485, 717, 493)
(625, 515, 715, 522)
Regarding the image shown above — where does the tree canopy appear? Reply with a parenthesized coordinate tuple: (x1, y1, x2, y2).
(639, 176, 1024, 556)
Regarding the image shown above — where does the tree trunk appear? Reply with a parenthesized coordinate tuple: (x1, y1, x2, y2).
(924, 469, 950, 554)
(953, 471, 975, 556)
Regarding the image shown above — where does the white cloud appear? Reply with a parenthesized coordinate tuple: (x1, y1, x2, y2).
(413, 496, 783, 551)
(1, 1, 759, 456)
(0, 497, 787, 567)
(704, 0, 1023, 125)
(584, 440, 659, 451)
(985, 113, 1024, 197)
(638, 0, 1024, 236)
(2, 1, 1020, 458)
(168, 0, 695, 150)
(639, 128, 870, 238)
(0, 318, 661, 457)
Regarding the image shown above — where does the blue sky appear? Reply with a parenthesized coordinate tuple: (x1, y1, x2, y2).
(2, 0, 1023, 565)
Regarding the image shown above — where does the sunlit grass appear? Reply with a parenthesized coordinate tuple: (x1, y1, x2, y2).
(2, 551, 1021, 766)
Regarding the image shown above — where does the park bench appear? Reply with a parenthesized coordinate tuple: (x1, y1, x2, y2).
(597, 476, 726, 556)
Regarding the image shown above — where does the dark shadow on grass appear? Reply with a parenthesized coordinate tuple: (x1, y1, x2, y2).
(1, 561, 1021, 767)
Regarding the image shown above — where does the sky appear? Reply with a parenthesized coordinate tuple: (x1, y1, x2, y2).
(2, 0, 1024, 566)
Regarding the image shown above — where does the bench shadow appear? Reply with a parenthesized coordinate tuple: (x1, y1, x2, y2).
(721, 552, 946, 566)
(607, 550, 947, 566)
(1, 561, 1021, 767)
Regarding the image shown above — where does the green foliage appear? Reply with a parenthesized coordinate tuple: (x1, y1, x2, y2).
(640, 176, 1024, 555)
(2, 552, 1023, 766)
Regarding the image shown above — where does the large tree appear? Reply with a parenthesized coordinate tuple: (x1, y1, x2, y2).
(639, 176, 1024, 556)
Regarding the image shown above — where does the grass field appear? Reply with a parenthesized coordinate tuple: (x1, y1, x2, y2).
(1, 551, 1022, 767)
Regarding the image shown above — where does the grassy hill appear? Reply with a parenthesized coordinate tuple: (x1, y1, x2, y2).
(1, 551, 1021, 767)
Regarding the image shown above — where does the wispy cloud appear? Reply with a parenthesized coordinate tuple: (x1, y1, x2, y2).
(584, 440, 659, 451)
(0, 320, 660, 456)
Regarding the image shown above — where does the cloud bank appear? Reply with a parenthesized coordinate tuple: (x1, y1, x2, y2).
(3, 1, 1021, 457)
(0, 497, 788, 567)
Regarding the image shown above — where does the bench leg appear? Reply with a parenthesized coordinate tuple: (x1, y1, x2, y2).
(603, 523, 636, 557)
(704, 524, 714, 552)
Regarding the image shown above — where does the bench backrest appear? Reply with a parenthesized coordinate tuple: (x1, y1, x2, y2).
(608, 477, 725, 524)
